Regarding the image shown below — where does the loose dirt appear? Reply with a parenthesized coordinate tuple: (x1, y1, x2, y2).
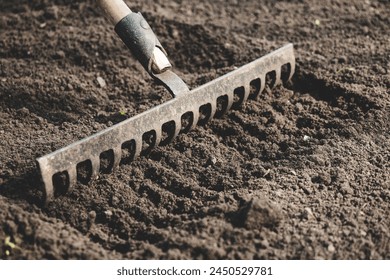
(1, 0, 389, 259)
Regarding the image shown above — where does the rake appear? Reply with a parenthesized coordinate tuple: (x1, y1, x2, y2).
(37, 0, 296, 202)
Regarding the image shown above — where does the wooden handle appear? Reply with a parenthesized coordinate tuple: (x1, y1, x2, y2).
(97, 0, 132, 25)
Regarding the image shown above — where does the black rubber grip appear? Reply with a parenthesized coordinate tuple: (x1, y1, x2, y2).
(114, 12, 166, 74)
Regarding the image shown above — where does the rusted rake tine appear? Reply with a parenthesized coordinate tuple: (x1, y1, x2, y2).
(37, 43, 295, 202)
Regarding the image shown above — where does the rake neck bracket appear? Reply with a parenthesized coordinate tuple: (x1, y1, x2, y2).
(153, 70, 190, 97)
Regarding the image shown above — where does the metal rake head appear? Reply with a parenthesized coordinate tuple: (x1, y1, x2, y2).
(37, 44, 295, 202)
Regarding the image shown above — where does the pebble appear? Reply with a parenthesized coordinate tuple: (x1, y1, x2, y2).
(111, 195, 120, 206)
(328, 243, 336, 252)
(303, 207, 315, 220)
(97, 76, 106, 88)
(88, 210, 96, 221)
(104, 209, 113, 218)
(171, 29, 179, 39)
(208, 156, 217, 165)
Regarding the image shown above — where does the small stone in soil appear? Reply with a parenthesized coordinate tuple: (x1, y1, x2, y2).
(89, 211, 97, 221)
(207, 156, 217, 166)
(97, 76, 107, 88)
(303, 207, 315, 220)
(104, 210, 113, 217)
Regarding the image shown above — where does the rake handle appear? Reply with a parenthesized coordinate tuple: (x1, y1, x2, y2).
(96, 0, 171, 74)
(97, 0, 132, 25)
(96, 0, 188, 97)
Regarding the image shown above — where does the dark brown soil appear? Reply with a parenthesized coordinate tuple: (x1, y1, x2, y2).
(1, 0, 389, 259)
